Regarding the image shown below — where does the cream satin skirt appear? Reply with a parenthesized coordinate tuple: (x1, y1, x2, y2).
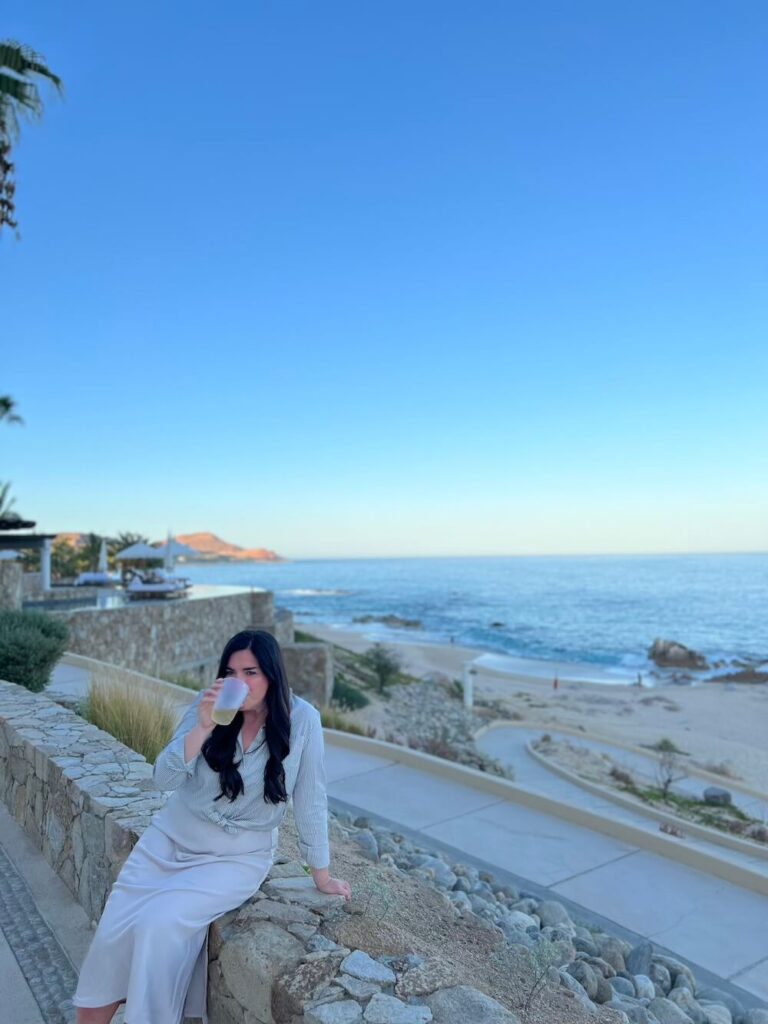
(72, 818, 276, 1023)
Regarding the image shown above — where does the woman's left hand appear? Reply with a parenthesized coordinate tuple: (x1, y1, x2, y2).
(315, 876, 352, 901)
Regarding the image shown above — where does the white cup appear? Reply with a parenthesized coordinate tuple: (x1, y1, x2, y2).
(212, 677, 249, 726)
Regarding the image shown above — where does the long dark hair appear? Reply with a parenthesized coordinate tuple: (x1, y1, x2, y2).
(202, 630, 291, 804)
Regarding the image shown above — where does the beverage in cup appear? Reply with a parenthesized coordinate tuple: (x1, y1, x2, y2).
(212, 677, 249, 726)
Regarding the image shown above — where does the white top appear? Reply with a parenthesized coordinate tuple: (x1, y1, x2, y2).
(152, 691, 329, 868)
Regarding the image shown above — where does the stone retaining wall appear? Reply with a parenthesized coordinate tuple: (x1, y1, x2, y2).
(49, 589, 277, 676)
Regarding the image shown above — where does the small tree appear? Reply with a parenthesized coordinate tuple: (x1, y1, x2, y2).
(361, 643, 402, 694)
(657, 749, 687, 799)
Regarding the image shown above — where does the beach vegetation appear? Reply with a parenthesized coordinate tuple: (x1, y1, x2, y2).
(320, 707, 369, 736)
(294, 629, 320, 643)
(81, 678, 175, 763)
(361, 643, 402, 694)
(332, 674, 370, 710)
(656, 748, 687, 798)
(0, 609, 68, 691)
(1, 40, 62, 235)
(649, 736, 688, 755)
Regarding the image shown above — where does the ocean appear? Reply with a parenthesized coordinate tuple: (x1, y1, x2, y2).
(178, 553, 767, 684)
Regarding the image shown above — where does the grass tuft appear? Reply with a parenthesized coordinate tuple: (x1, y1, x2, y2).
(81, 679, 176, 763)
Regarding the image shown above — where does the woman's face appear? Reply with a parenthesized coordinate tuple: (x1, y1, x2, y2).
(225, 648, 270, 712)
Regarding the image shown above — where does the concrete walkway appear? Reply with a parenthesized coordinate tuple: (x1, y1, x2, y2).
(323, 739, 768, 1004)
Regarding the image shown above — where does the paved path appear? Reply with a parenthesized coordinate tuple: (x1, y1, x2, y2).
(324, 739, 768, 1004)
(0, 804, 126, 1024)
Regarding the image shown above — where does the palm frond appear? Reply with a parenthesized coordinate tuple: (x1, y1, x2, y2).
(0, 72, 38, 115)
(0, 41, 62, 91)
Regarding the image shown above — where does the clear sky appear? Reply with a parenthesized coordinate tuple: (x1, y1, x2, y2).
(2, 1, 766, 558)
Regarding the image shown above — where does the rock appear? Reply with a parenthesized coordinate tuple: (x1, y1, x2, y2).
(336, 973, 383, 1000)
(354, 830, 380, 861)
(273, 955, 344, 1019)
(573, 934, 600, 957)
(363, 993, 433, 1023)
(649, 995, 697, 1023)
(695, 989, 743, 1021)
(626, 941, 654, 976)
(610, 976, 636, 998)
(558, 970, 598, 1015)
(536, 900, 575, 932)
(654, 956, 697, 994)
(502, 910, 538, 931)
(667, 986, 707, 1024)
(648, 639, 709, 670)
(594, 975, 614, 1004)
(698, 1005, 731, 1024)
(395, 959, 456, 998)
(409, 855, 457, 889)
(742, 1012, 768, 1024)
(702, 787, 732, 807)
(634, 974, 656, 1000)
(424, 985, 520, 1024)
(650, 962, 673, 994)
(566, 961, 599, 1000)
(216, 921, 305, 1024)
(340, 951, 397, 985)
(597, 935, 627, 973)
(583, 955, 617, 979)
(607, 1004, 651, 1024)
(305, 1001, 364, 1024)
(263, 876, 346, 913)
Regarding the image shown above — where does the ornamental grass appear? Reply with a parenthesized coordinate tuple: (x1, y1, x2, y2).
(82, 677, 175, 764)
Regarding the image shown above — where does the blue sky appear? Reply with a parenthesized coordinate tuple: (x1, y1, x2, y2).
(2, 1, 766, 558)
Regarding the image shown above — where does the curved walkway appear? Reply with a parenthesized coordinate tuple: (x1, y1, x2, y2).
(324, 733, 768, 1005)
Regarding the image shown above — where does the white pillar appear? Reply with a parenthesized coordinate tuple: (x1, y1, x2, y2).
(41, 538, 52, 591)
(462, 662, 476, 708)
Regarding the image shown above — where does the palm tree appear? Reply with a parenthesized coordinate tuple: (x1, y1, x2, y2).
(0, 395, 23, 424)
(0, 481, 17, 519)
(0, 40, 62, 234)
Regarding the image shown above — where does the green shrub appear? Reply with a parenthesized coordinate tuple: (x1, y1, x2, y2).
(82, 679, 175, 763)
(332, 675, 370, 710)
(0, 610, 69, 692)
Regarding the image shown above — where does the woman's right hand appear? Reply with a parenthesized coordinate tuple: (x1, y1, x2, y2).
(198, 679, 225, 731)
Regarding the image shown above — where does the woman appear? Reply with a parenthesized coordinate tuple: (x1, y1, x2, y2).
(73, 629, 351, 1024)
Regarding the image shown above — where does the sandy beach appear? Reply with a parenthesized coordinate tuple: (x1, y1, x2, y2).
(307, 623, 768, 795)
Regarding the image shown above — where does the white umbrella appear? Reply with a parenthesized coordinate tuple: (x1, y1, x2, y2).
(164, 531, 174, 573)
(98, 538, 108, 573)
(114, 542, 165, 561)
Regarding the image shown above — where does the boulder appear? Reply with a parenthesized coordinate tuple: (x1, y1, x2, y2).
(634, 974, 656, 1000)
(626, 941, 654, 976)
(536, 900, 575, 932)
(424, 985, 521, 1024)
(742, 1012, 768, 1024)
(566, 960, 599, 1000)
(363, 993, 433, 1023)
(610, 976, 636, 998)
(648, 638, 709, 669)
(698, 1004, 732, 1024)
(354, 830, 380, 861)
(702, 787, 732, 807)
(650, 995, 698, 1023)
(305, 1002, 364, 1024)
(558, 970, 598, 1015)
(340, 951, 396, 985)
(695, 988, 744, 1021)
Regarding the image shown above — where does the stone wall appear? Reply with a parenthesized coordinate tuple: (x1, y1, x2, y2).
(0, 560, 23, 610)
(49, 589, 277, 677)
(0, 680, 163, 922)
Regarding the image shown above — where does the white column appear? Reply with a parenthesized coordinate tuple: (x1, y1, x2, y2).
(462, 662, 476, 708)
(41, 538, 52, 591)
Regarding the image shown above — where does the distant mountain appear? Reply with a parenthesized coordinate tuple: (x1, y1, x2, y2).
(171, 532, 283, 562)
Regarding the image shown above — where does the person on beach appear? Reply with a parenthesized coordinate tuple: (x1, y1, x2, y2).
(72, 629, 351, 1024)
